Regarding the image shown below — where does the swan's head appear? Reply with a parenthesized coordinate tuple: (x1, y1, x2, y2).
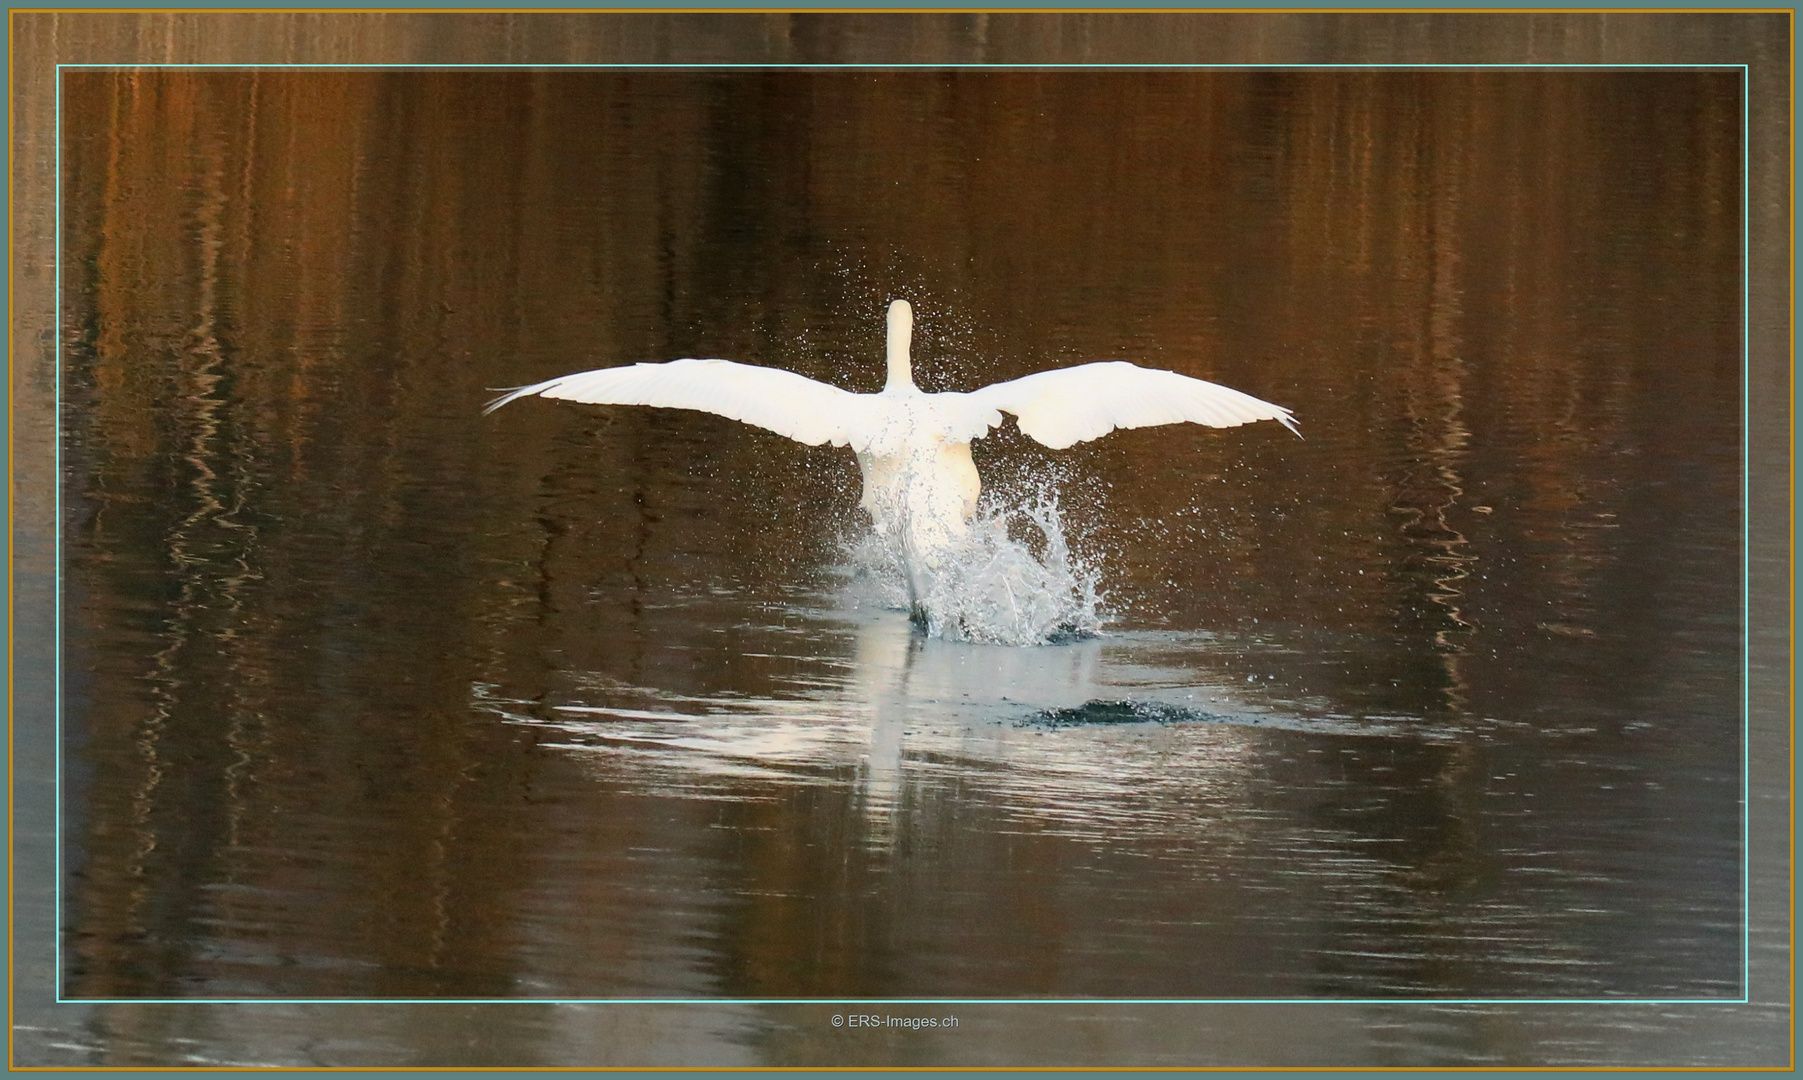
(884, 299, 915, 392)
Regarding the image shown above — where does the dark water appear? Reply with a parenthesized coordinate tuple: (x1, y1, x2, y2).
(48, 66, 1758, 1059)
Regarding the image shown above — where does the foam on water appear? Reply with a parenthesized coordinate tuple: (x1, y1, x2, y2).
(845, 488, 1106, 646)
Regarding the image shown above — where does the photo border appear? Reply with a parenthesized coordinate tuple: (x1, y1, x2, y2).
(9, 7, 1792, 1070)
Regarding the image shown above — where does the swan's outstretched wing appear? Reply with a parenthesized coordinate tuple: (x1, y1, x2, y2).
(484, 359, 870, 448)
(964, 361, 1299, 450)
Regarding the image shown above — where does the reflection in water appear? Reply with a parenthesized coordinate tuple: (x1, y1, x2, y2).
(124, 108, 248, 966)
(56, 67, 1743, 1029)
(1392, 349, 1476, 713)
(1386, 97, 1476, 716)
(482, 606, 1279, 849)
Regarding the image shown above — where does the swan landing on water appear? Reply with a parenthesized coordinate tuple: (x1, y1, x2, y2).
(486, 300, 1299, 619)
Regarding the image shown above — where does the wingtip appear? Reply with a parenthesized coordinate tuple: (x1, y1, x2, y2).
(482, 386, 530, 416)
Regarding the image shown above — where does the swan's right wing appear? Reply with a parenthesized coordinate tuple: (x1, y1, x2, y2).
(964, 361, 1299, 450)
(484, 358, 871, 448)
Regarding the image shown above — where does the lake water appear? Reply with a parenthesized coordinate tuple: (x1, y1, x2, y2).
(33, 62, 1778, 1066)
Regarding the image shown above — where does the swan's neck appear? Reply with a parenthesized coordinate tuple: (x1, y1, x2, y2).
(885, 299, 916, 392)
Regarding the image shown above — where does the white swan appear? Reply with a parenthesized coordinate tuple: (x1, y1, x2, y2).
(487, 301, 1298, 601)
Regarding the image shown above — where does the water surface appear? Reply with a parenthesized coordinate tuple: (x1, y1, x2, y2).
(56, 67, 1744, 1023)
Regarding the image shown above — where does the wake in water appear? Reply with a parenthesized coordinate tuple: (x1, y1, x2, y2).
(846, 487, 1106, 646)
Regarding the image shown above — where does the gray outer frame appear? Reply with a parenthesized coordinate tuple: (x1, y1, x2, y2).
(6, 9, 1791, 1069)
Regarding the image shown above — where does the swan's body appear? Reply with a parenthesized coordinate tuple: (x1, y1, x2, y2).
(487, 301, 1298, 601)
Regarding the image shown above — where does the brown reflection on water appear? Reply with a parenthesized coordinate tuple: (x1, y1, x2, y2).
(59, 69, 1743, 1004)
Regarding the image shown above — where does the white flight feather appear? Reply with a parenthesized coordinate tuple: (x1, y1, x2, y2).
(962, 361, 1301, 450)
(483, 358, 871, 448)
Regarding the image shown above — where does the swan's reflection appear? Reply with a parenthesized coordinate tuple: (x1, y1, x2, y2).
(847, 609, 1107, 836)
(524, 609, 1116, 785)
(489, 602, 1330, 847)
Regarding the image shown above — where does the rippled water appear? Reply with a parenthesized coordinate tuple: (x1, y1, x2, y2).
(43, 60, 1764, 1062)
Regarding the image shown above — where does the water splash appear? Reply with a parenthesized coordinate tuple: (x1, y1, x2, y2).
(846, 488, 1106, 646)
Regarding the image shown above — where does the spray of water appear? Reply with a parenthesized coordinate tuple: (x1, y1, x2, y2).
(845, 485, 1106, 646)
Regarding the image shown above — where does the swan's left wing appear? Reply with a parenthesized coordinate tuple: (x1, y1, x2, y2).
(963, 361, 1299, 450)
(484, 358, 871, 448)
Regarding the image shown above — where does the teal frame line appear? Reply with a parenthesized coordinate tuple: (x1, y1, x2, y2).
(45, 61, 1759, 1016)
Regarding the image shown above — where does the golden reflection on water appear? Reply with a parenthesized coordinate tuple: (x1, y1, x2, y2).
(56, 67, 1744, 1009)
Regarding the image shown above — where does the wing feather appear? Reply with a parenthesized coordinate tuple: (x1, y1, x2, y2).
(484, 358, 869, 448)
(965, 361, 1299, 450)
